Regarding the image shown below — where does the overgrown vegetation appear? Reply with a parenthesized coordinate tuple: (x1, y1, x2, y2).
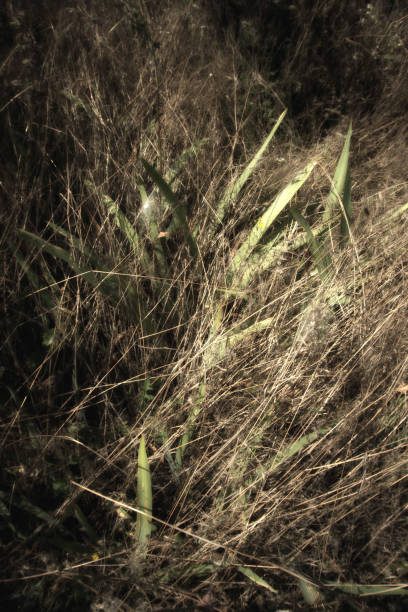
(1, 1, 408, 610)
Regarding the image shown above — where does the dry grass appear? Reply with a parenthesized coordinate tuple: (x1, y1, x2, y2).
(1, 1, 408, 610)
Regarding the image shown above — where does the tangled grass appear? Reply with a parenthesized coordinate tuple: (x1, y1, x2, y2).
(1, 1, 408, 610)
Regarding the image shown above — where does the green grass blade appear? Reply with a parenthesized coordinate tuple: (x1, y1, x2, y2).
(214, 109, 287, 230)
(289, 206, 332, 282)
(19, 229, 153, 329)
(73, 503, 99, 546)
(10, 244, 42, 291)
(138, 187, 168, 278)
(10, 243, 57, 315)
(48, 221, 98, 264)
(84, 180, 154, 274)
(18, 229, 124, 302)
(228, 159, 317, 280)
(204, 316, 277, 371)
(340, 165, 352, 247)
(255, 429, 329, 481)
(19, 229, 77, 266)
(323, 121, 352, 225)
(325, 583, 408, 596)
(135, 435, 152, 547)
(175, 380, 206, 470)
(220, 428, 329, 515)
(238, 220, 328, 289)
(103, 195, 148, 262)
(271, 430, 328, 467)
(48, 221, 147, 313)
(140, 139, 206, 248)
(85, 179, 166, 280)
(141, 158, 198, 259)
(237, 566, 278, 594)
(18, 497, 55, 527)
(297, 578, 322, 605)
(390, 201, 408, 218)
(164, 138, 207, 189)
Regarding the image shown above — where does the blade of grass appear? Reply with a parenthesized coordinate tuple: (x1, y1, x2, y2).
(11, 244, 57, 315)
(340, 164, 352, 247)
(48, 220, 100, 266)
(175, 380, 206, 470)
(213, 109, 287, 231)
(227, 159, 317, 281)
(177, 316, 277, 466)
(139, 138, 206, 231)
(237, 220, 329, 290)
(323, 121, 352, 225)
(221, 428, 330, 512)
(141, 158, 198, 259)
(61, 89, 94, 121)
(164, 138, 207, 189)
(18, 497, 56, 527)
(18, 229, 118, 298)
(18, 229, 151, 328)
(211, 161, 317, 331)
(100, 190, 173, 309)
(390, 201, 408, 218)
(297, 577, 322, 605)
(204, 315, 276, 369)
(254, 428, 330, 482)
(73, 503, 99, 546)
(84, 180, 154, 274)
(289, 206, 332, 282)
(325, 583, 408, 596)
(138, 185, 168, 277)
(237, 566, 278, 594)
(48, 220, 138, 307)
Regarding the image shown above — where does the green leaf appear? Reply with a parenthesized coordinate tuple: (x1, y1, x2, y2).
(228, 159, 317, 281)
(135, 435, 152, 547)
(137, 187, 168, 278)
(18, 229, 117, 299)
(48, 220, 96, 262)
(18, 228, 150, 328)
(73, 503, 99, 546)
(17, 497, 55, 527)
(141, 158, 198, 259)
(323, 121, 352, 225)
(61, 89, 94, 121)
(340, 164, 352, 247)
(255, 429, 329, 481)
(390, 201, 408, 219)
(237, 566, 278, 594)
(84, 180, 155, 274)
(289, 206, 332, 282)
(205, 315, 277, 370)
(213, 109, 287, 230)
(175, 380, 206, 470)
(164, 138, 207, 189)
(42, 328, 56, 347)
(297, 577, 322, 604)
(325, 582, 408, 596)
(10, 243, 57, 315)
(239, 220, 329, 290)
